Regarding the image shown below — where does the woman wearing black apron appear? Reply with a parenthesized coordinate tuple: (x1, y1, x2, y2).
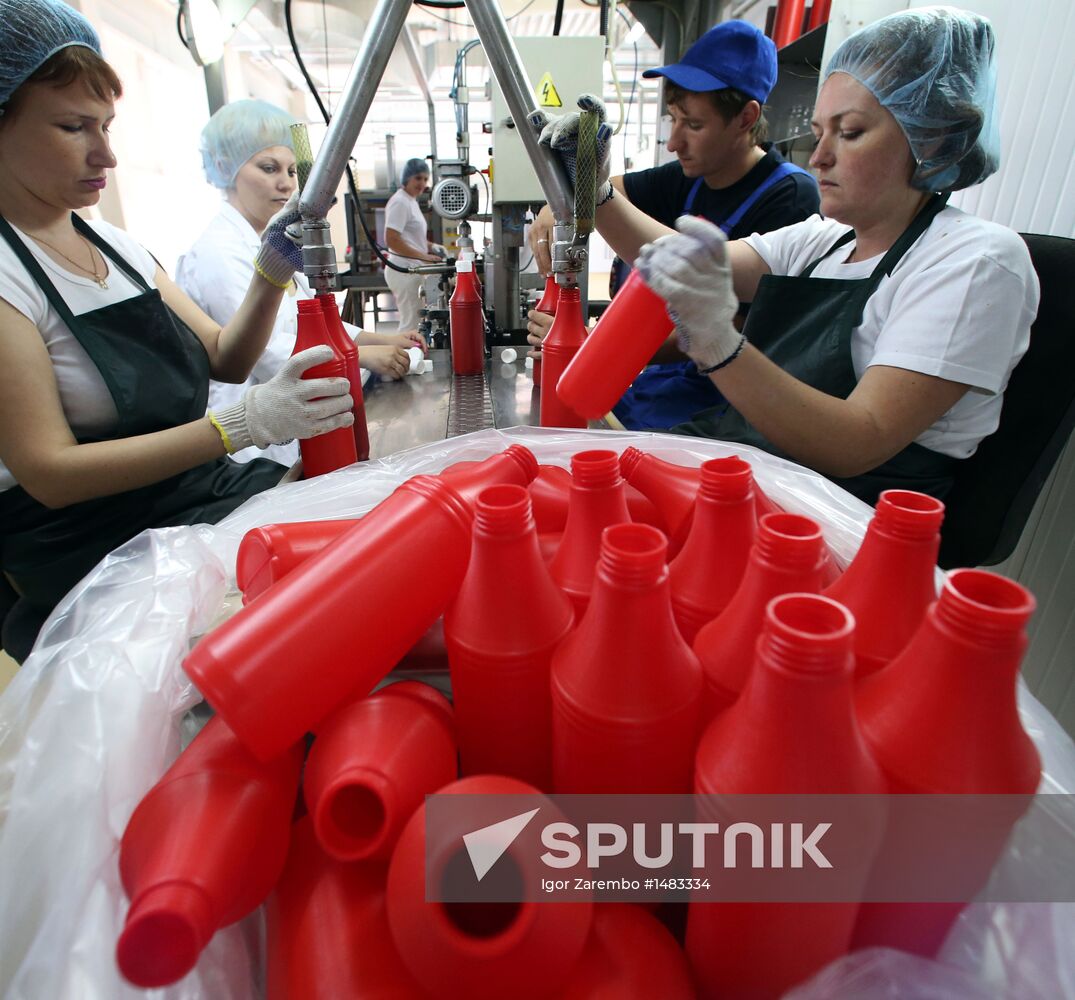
(0, 1, 355, 661)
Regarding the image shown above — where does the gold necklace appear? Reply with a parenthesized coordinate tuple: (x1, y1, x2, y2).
(29, 229, 109, 289)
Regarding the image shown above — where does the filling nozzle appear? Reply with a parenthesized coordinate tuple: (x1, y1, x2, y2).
(551, 221, 584, 288)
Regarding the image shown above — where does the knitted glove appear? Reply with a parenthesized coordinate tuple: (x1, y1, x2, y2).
(254, 189, 304, 289)
(530, 94, 615, 206)
(636, 216, 745, 373)
(209, 346, 353, 453)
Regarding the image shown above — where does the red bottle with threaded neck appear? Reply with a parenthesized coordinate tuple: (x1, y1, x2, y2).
(528, 464, 663, 535)
(689, 594, 887, 999)
(318, 294, 369, 461)
(184, 474, 473, 762)
(294, 298, 357, 476)
(302, 681, 456, 862)
(533, 275, 560, 388)
(540, 284, 587, 428)
(693, 512, 827, 720)
(266, 817, 425, 1000)
(234, 445, 537, 603)
(669, 455, 757, 645)
(444, 484, 574, 789)
(823, 489, 944, 678)
(116, 718, 303, 989)
(450, 259, 485, 374)
(852, 569, 1040, 957)
(551, 523, 703, 793)
(549, 450, 632, 619)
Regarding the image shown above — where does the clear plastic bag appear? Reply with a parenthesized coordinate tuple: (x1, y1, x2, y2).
(0, 428, 1071, 999)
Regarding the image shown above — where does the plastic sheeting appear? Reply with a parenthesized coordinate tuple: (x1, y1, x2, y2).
(0, 427, 1071, 999)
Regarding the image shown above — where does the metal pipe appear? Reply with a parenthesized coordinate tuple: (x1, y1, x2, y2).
(300, 0, 413, 219)
(401, 25, 439, 167)
(462, 0, 574, 223)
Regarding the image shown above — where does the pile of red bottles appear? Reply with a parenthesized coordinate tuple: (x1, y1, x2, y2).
(114, 443, 1041, 998)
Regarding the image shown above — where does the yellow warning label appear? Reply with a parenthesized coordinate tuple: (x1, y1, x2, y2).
(536, 72, 562, 108)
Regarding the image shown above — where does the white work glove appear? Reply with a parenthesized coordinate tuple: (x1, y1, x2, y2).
(254, 189, 304, 289)
(635, 216, 746, 373)
(209, 346, 353, 453)
(530, 94, 615, 206)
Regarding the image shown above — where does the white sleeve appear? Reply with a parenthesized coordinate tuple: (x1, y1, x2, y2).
(0, 244, 48, 324)
(384, 193, 409, 235)
(744, 217, 849, 277)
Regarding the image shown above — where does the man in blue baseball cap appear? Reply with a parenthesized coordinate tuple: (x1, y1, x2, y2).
(528, 20, 819, 429)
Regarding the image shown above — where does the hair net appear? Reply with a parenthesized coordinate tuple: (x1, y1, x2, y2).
(200, 99, 296, 190)
(0, 0, 101, 110)
(401, 157, 429, 185)
(824, 6, 999, 193)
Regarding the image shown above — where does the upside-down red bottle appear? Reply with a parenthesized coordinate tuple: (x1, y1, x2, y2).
(303, 681, 457, 862)
(539, 284, 587, 428)
(549, 450, 632, 619)
(688, 594, 887, 999)
(116, 717, 303, 989)
(318, 294, 369, 461)
(669, 455, 756, 645)
(693, 513, 827, 720)
(266, 817, 425, 1000)
(556, 269, 675, 420)
(562, 904, 694, 1000)
(184, 474, 473, 762)
(852, 568, 1040, 958)
(450, 259, 484, 375)
(533, 274, 560, 388)
(823, 489, 944, 678)
(551, 523, 703, 793)
(444, 485, 574, 789)
(386, 774, 593, 1000)
(294, 298, 357, 476)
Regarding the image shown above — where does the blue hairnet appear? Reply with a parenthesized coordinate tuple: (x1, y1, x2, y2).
(200, 99, 296, 189)
(0, 0, 101, 110)
(824, 6, 999, 193)
(401, 157, 429, 185)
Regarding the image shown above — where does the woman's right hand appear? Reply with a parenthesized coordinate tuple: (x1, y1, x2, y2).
(211, 346, 353, 453)
(360, 345, 410, 381)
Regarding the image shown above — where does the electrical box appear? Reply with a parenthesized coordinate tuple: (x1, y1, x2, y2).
(489, 36, 605, 204)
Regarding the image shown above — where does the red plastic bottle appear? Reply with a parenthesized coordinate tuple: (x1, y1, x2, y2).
(549, 450, 633, 619)
(294, 298, 357, 476)
(529, 463, 663, 535)
(551, 523, 703, 793)
(539, 284, 588, 428)
(318, 294, 370, 461)
(562, 904, 694, 1000)
(266, 817, 425, 1000)
(823, 489, 944, 678)
(386, 774, 593, 1000)
(556, 269, 675, 420)
(303, 681, 457, 862)
(184, 474, 473, 761)
(533, 274, 560, 388)
(669, 456, 757, 645)
(116, 717, 303, 989)
(852, 568, 1040, 957)
(439, 443, 539, 503)
(450, 259, 485, 375)
(688, 593, 887, 999)
(693, 512, 827, 720)
(444, 484, 574, 789)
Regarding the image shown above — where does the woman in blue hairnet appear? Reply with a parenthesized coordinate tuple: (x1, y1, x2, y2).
(537, 6, 1038, 504)
(178, 101, 424, 464)
(0, 1, 354, 660)
(383, 157, 442, 332)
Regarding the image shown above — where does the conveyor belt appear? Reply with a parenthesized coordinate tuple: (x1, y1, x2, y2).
(447, 373, 495, 436)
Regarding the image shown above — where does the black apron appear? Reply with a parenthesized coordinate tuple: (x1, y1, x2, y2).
(0, 213, 284, 658)
(671, 195, 957, 505)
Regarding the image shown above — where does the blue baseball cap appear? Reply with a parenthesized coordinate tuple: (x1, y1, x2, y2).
(642, 20, 777, 105)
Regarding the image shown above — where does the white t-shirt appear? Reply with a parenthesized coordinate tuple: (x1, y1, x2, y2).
(176, 201, 363, 465)
(744, 206, 1039, 458)
(384, 188, 428, 268)
(0, 219, 160, 491)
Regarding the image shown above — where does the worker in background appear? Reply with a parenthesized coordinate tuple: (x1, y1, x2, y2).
(528, 20, 820, 429)
(532, 7, 1037, 506)
(178, 100, 421, 465)
(383, 157, 442, 333)
(0, 0, 352, 661)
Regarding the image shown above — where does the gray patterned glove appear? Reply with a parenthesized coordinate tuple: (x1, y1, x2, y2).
(530, 94, 615, 206)
(254, 189, 303, 289)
